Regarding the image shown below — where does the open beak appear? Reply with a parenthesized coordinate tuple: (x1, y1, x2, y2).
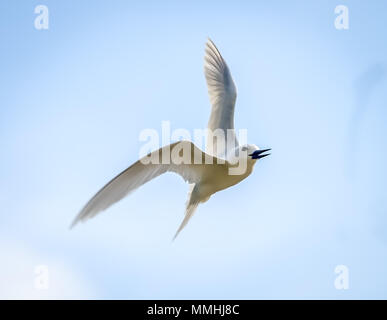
(249, 148, 271, 160)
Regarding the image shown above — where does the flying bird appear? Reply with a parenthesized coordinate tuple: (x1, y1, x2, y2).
(71, 39, 270, 239)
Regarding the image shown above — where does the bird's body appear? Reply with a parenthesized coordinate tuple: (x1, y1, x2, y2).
(71, 39, 270, 239)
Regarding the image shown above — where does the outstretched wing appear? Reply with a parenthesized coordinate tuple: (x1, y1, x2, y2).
(71, 141, 213, 228)
(204, 38, 238, 158)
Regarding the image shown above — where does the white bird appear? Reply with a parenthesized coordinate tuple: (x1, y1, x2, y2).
(71, 39, 270, 239)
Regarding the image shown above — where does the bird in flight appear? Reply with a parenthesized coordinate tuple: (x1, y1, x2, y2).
(71, 39, 270, 239)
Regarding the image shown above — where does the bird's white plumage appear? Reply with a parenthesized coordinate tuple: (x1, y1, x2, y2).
(71, 141, 212, 228)
(72, 39, 268, 239)
(204, 39, 238, 158)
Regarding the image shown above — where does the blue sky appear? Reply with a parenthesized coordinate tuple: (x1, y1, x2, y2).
(1, 0, 387, 299)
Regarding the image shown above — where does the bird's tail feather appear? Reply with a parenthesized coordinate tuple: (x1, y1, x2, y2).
(172, 201, 199, 241)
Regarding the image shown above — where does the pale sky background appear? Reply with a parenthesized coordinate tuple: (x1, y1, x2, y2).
(1, 0, 387, 299)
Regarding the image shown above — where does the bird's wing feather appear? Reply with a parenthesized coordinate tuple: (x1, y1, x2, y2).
(204, 38, 238, 157)
(71, 141, 213, 227)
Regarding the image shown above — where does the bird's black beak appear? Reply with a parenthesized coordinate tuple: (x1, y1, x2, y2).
(249, 148, 271, 160)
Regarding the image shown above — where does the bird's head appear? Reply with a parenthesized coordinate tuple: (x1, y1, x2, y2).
(240, 145, 271, 161)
